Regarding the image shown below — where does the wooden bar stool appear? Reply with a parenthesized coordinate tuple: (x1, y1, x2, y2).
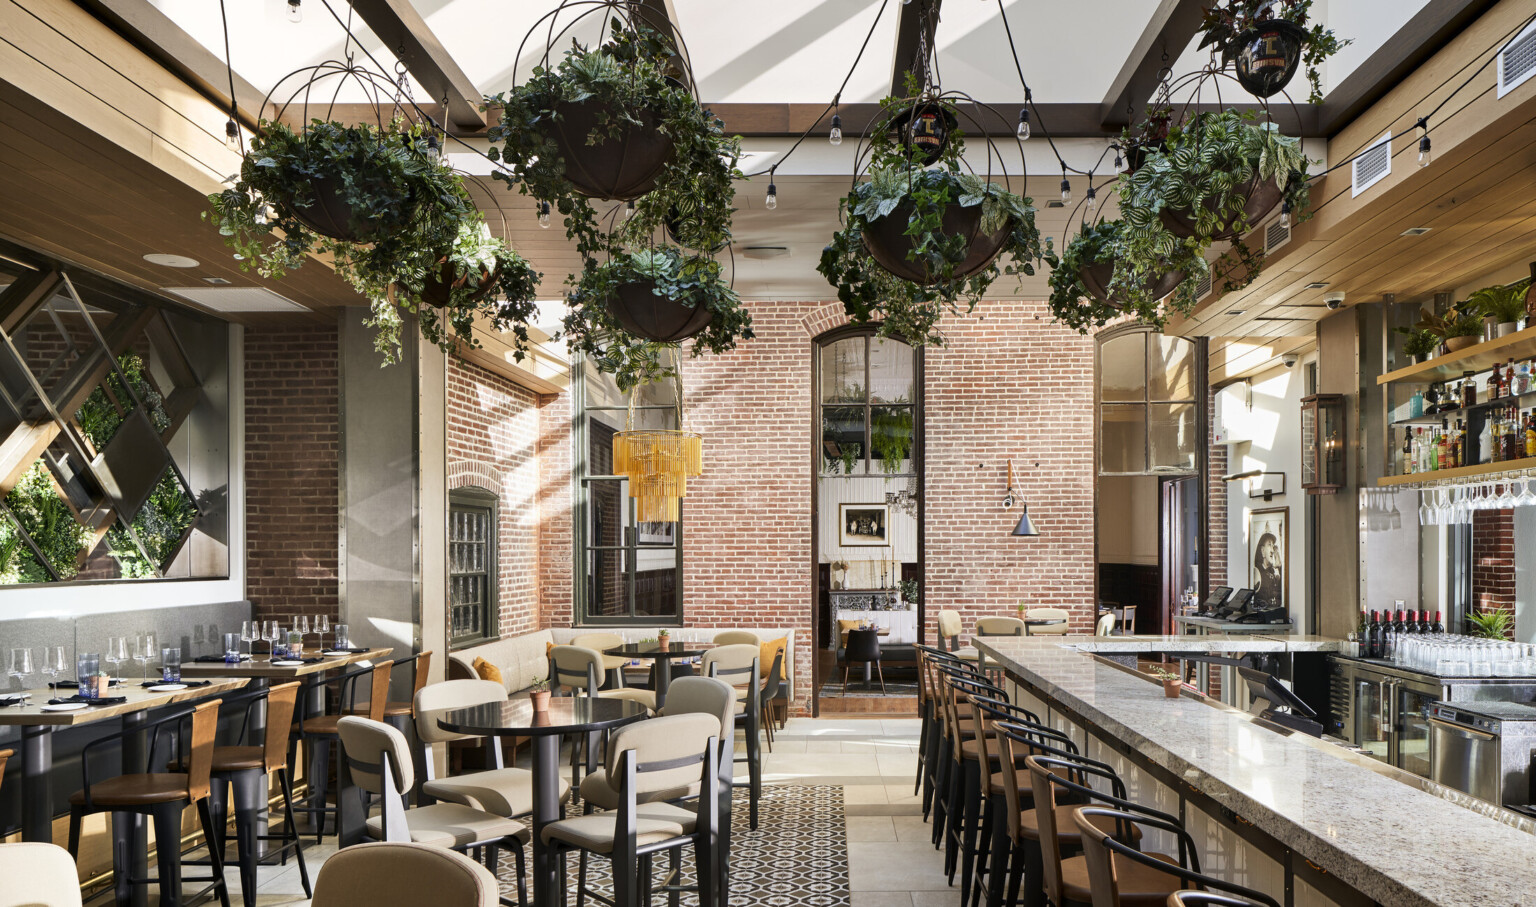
(1074, 807, 1281, 907)
(297, 660, 393, 843)
(67, 699, 231, 907)
(1168, 894, 1282, 907)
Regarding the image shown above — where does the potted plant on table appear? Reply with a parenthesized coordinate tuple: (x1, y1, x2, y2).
(1466, 608, 1512, 640)
(1145, 667, 1185, 699)
(528, 678, 552, 712)
(1468, 276, 1533, 338)
(1197, 0, 1350, 103)
(656, 629, 671, 648)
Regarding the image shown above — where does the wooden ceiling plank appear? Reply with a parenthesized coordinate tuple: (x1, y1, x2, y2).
(346, 0, 486, 130)
(1098, 0, 1209, 131)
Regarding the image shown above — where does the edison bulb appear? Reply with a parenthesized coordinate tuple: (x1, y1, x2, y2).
(829, 115, 843, 147)
(765, 183, 778, 210)
(225, 120, 239, 151)
(1016, 109, 1030, 141)
(1418, 135, 1432, 168)
(538, 202, 551, 229)
(286, 0, 302, 23)
(1059, 178, 1071, 204)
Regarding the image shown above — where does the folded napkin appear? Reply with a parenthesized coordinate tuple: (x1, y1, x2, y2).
(321, 647, 369, 655)
(54, 679, 122, 688)
(193, 655, 229, 663)
(0, 694, 28, 707)
(48, 695, 127, 705)
(140, 680, 213, 688)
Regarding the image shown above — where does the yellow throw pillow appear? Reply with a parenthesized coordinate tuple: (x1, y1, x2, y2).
(760, 637, 788, 679)
(471, 657, 503, 686)
(836, 619, 861, 649)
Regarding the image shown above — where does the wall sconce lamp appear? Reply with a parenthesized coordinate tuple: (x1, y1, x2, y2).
(1222, 470, 1287, 502)
(1004, 459, 1041, 537)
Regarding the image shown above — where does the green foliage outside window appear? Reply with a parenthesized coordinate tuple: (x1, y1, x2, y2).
(4, 462, 90, 581)
(106, 472, 196, 578)
(75, 353, 170, 450)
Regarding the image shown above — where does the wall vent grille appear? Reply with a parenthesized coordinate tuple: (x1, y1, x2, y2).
(1499, 19, 1536, 98)
(1264, 217, 1291, 253)
(1194, 270, 1213, 300)
(1351, 133, 1392, 198)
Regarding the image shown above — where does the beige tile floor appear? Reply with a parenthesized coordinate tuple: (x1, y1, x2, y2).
(227, 716, 947, 907)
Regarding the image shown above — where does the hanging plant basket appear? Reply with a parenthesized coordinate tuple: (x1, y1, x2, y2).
(861, 200, 1012, 286)
(1159, 172, 1285, 241)
(1078, 262, 1186, 309)
(1046, 219, 1205, 333)
(285, 174, 398, 242)
(539, 97, 675, 201)
(416, 257, 502, 310)
(1234, 19, 1307, 99)
(605, 279, 716, 342)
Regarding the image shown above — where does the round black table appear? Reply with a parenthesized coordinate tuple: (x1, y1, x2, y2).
(603, 641, 715, 708)
(435, 697, 648, 907)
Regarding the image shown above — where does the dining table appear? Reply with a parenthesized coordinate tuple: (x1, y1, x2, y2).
(0, 676, 251, 906)
(603, 640, 715, 708)
(431, 696, 649, 907)
(180, 646, 393, 846)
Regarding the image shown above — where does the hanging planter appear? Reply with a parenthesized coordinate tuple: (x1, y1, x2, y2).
(1047, 220, 1202, 333)
(890, 103, 957, 166)
(567, 247, 752, 391)
(1158, 171, 1286, 241)
(860, 198, 1011, 285)
(1233, 19, 1307, 99)
(538, 97, 674, 200)
(1198, 0, 1350, 104)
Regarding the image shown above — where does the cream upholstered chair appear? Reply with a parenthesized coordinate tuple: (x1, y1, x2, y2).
(577, 676, 736, 811)
(701, 643, 765, 829)
(713, 630, 760, 646)
(1095, 612, 1118, 636)
(550, 645, 656, 709)
(336, 717, 528, 897)
(414, 679, 569, 815)
(0, 842, 83, 907)
(936, 610, 978, 661)
(572, 632, 630, 683)
(542, 713, 723, 907)
(975, 616, 1026, 636)
(1025, 607, 1072, 635)
(310, 841, 500, 907)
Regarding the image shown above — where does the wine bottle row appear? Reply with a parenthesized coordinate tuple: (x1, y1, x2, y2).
(1360, 608, 1444, 660)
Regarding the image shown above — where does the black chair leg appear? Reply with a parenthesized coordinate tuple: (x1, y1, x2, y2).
(956, 761, 981, 901)
(984, 796, 1012, 907)
(110, 809, 135, 907)
(230, 771, 263, 907)
(152, 803, 183, 906)
(744, 712, 761, 831)
(67, 806, 84, 859)
(513, 840, 528, 907)
(277, 768, 312, 897)
(196, 798, 233, 907)
(307, 736, 331, 844)
(576, 849, 588, 907)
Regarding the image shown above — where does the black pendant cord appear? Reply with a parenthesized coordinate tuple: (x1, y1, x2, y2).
(217, 0, 242, 153)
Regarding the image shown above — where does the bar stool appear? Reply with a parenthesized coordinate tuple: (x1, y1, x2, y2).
(0, 748, 10, 792)
(1168, 894, 1280, 907)
(932, 664, 1004, 885)
(915, 645, 965, 821)
(351, 651, 432, 730)
(297, 660, 394, 843)
(67, 699, 231, 907)
(923, 655, 989, 846)
(1074, 807, 1281, 907)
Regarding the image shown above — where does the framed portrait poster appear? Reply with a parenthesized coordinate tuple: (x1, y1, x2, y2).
(839, 503, 889, 547)
(1248, 507, 1288, 612)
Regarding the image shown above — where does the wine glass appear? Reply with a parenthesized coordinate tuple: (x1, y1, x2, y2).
(241, 621, 258, 660)
(7, 648, 32, 692)
(315, 615, 331, 651)
(133, 634, 156, 681)
(38, 646, 65, 696)
(262, 621, 280, 660)
(294, 615, 312, 648)
(104, 637, 128, 685)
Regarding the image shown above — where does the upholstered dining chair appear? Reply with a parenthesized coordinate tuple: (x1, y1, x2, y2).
(571, 632, 629, 687)
(713, 630, 760, 646)
(1024, 607, 1072, 636)
(975, 616, 1026, 637)
(844, 627, 885, 693)
(701, 643, 765, 829)
(0, 842, 83, 907)
(550, 645, 657, 797)
(310, 841, 501, 907)
(1095, 612, 1118, 636)
(413, 678, 566, 815)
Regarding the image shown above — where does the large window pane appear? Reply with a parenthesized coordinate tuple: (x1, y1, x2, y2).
(449, 498, 493, 645)
(820, 337, 866, 404)
(821, 405, 867, 475)
(870, 405, 914, 475)
(1100, 333, 1147, 403)
(1149, 402, 1198, 471)
(1100, 404, 1147, 474)
(870, 337, 914, 403)
(1151, 335, 1197, 402)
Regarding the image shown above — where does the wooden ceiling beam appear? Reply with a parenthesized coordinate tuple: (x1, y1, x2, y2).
(346, 0, 485, 131)
(889, 0, 940, 98)
(1098, 0, 1208, 131)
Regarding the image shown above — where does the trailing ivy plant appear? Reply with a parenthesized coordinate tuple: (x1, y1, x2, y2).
(565, 247, 752, 391)
(1047, 220, 1206, 333)
(1116, 109, 1312, 314)
(1198, 0, 1350, 104)
(818, 93, 1053, 347)
(207, 119, 539, 363)
(4, 462, 90, 581)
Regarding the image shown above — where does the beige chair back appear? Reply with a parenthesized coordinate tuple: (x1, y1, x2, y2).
(701, 643, 759, 677)
(937, 610, 962, 640)
(310, 841, 499, 907)
(713, 630, 760, 646)
(338, 716, 415, 796)
(975, 616, 1026, 636)
(1095, 612, 1117, 636)
(606, 713, 719, 796)
(660, 675, 736, 738)
(0, 842, 83, 907)
(571, 632, 624, 653)
(414, 680, 507, 744)
(550, 645, 604, 694)
(1025, 607, 1071, 635)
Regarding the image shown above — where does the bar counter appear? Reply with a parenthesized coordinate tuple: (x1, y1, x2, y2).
(975, 635, 1536, 907)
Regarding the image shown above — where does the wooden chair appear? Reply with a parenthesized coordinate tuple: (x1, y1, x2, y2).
(0, 748, 10, 794)
(1075, 807, 1281, 907)
(67, 699, 232, 907)
(1167, 894, 1281, 907)
(297, 659, 394, 843)
(1119, 606, 1138, 636)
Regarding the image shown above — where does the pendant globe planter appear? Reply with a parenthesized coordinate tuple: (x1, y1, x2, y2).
(285, 175, 411, 244)
(1159, 172, 1284, 241)
(1079, 262, 1185, 309)
(1234, 19, 1307, 99)
(540, 98, 675, 201)
(861, 201, 1012, 286)
(605, 279, 716, 343)
(417, 258, 502, 310)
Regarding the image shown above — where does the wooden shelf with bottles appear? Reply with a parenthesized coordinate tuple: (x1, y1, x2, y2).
(1376, 324, 1536, 386)
(1376, 456, 1536, 487)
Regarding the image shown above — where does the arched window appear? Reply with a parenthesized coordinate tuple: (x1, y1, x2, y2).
(1098, 327, 1199, 475)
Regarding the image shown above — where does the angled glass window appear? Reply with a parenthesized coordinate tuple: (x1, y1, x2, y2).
(1097, 328, 1199, 475)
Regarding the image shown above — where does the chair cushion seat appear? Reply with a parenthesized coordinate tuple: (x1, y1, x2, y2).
(540, 810, 690, 854)
(988, 768, 1035, 803)
(959, 737, 1002, 763)
(70, 773, 189, 808)
(599, 688, 657, 710)
(578, 769, 699, 810)
(365, 802, 525, 849)
(211, 745, 266, 772)
(1018, 805, 1143, 845)
(1059, 851, 1181, 906)
(424, 767, 567, 819)
(347, 702, 413, 719)
(302, 715, 342, 735)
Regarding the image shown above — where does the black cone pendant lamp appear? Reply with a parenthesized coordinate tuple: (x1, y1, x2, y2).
(1004, 459, 1042, 537)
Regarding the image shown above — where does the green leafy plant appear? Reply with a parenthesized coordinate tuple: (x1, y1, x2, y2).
(1416, 305, 1484, 340)
(1198, 0, 1351, 104)
(4, 462, 90, 581)
(871, 405, 914, 474)
(207, 119, 538, 363)
(1466, 607, 1513, 639)
(1394, 326, 1440, 360)
(1046, 219, 1204, 332)
(565, 247, 752, 391)
(75, 353, 171, 450)
(105, 472, 197, 578)
(818, 91, 1054, 347)
(1468, 277, 1533, 324)
(1145, 666, 1182, 683)
(899, 579, 920, 606)
(0, 517, 47, 585)
(528, 677, 551, 692)
(1116, 110, 1312, 313)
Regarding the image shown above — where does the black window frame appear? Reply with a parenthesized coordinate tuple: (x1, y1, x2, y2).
(448, 485, 498, 648)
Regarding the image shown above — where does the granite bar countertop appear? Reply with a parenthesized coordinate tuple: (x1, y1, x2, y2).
(974, 633, 1341, 654)
(976, 636, 1536, 907)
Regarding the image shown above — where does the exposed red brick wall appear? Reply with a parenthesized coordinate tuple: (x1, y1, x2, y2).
(447, 359, 541, 639)
(538, 390, 574, 629)
(244, 323, 339, 623)
(1472, 507, 1515, 636)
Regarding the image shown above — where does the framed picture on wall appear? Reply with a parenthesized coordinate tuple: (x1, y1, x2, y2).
(839, 503, 890, 547)
(637, 522, 675, 546)
(1248, 507, 1288, 612)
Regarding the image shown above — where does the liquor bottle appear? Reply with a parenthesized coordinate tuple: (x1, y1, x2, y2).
(1462, 371, 1477, 409)
(1367, 611, 1383, 659)
(1492, 410, 1504, 464)
(1383, 614, 1397, 660)
(1432, 610, 1445, 634)
(1453, 420, 1465, 468)
(1504, 407, 1521, 462)
(1402, 430, 1414, 475)
(1525, 411, 1535, 458)
(1491, 362, 1503, 400)
(1435, 424, 1447, 470)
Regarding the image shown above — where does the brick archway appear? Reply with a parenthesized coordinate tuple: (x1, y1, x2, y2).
(800, 302, 855, 339)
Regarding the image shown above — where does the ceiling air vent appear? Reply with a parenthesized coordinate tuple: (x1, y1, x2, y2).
(1351, 132, 1391, 198)
(1498, 18, 1536, 98)
(161, 286, 310, 313)
(1264, 216, 1291, 253)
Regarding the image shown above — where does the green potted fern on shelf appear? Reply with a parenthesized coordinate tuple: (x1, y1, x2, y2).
(1394, 327, 1440, 365)
(1468, 277, 1533, 338)
(1416, 305, 1485, 354)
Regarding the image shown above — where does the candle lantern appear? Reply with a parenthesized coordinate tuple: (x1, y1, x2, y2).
(1300, 393, 1346, 494)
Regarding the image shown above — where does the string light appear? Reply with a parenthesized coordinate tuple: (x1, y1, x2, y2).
(1416, 118, 1432, 168)
(1016, 107, 1030, 141)
(286, 0, 302, 23)
(623, 200, 636, 220)
(538, 201, 551, 229)
(425, 132, 441, 163)
(1279, 199, 1292, 229)
(829, 113, 843, 147)
(1084, 181, 1097, 216)
(225, 119, 240, 151)
(1059, 165, 1071, 204)
(765, 168, 778, 210)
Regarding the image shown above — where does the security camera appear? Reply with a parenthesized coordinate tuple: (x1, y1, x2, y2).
(1324, 291, 1346, 310)
(1282, 353, 1299, 368)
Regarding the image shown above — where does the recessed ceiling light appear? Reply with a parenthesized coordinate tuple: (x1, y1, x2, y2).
(143, 253, 200, 268)
(1400, 227, 1432, 236)
(742, 246, 789, 260)
(1226, 309, 1246, 316)
(1303, 281, 1329, 290)
(202, 276, 232, 286)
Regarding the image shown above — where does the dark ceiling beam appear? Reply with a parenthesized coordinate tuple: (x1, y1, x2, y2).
(889, 0, 941, 97)
(346, 0, 485, 130)
(1315, 0, 1500, 136)
(1098, 0, 1208, 130)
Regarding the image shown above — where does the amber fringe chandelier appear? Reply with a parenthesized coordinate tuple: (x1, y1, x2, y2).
(612, 365, 702, 523)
